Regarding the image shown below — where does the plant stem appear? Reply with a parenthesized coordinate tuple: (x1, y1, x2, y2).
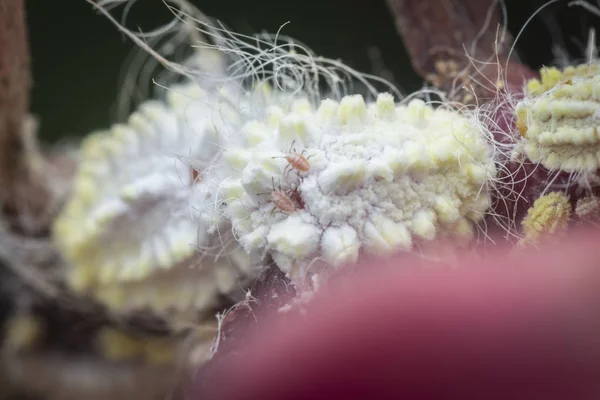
(0, 0, 51, 233)
(385, 0, 536, 102)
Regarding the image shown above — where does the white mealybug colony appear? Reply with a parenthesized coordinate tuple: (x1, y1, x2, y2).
(53, 0, 501, 318)
(209, 94, 496, 288)
(515, 65, 600, 177)
(53, 81, 261, 320)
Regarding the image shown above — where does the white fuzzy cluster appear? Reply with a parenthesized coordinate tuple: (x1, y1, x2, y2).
(211, 93, 496, 286)
(53, 82, 259, 317)
(53, 0, 502, 309)
(515, 65, 600, 175)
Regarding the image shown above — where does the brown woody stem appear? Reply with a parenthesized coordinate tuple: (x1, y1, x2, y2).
(0, 0, 51, 233)
(385, 0, 536, 102)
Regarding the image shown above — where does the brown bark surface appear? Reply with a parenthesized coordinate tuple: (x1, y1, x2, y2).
(0, 0, 51, 233)
(385, 0, 537, 102)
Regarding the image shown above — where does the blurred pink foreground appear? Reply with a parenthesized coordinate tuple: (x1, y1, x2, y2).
(194, 229, 600, 400)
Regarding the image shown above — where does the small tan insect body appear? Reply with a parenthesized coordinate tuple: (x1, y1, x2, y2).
(258, 177, 299, 213)
(285, 153, 311, 173)
(271, 190, 297, 213)
(273, 140, 312, 177)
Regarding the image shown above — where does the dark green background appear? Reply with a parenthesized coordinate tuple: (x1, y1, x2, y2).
(25, 0, 600, 143)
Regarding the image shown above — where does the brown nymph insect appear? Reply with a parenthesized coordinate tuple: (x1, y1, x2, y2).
(272, 140, 312, 177)
(258, 177, 300, 214)
(271, 189, 296, 213)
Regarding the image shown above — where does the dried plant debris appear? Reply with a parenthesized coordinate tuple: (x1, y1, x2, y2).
(575, 195, 600, 223)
